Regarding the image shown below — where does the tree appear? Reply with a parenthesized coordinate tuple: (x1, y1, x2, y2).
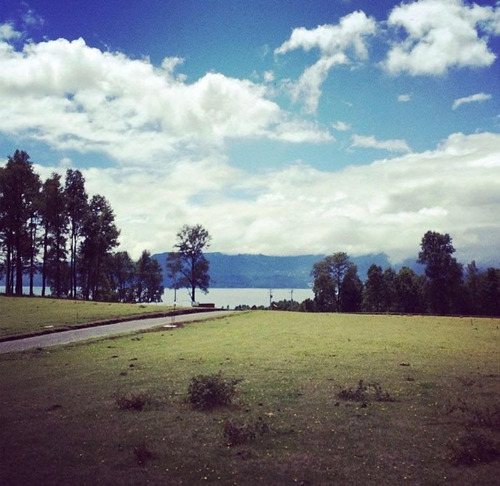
(39, 173, 68, 297)
(135, 250, 164, 303)
(340, 263, 363, 312)
(166, 224, 211, 304)
(311, 252, 351, 312)
(393, 267, 425, 313)
(79, 195, 120, 300)
(382, 268, 397, 312)
(65, 169, 88, 298)
(363, 264, 386, 312)
(479, 268, 500, 316)
(464, 261, 481, 315)
(418, 231, 463, 315)
(311, 260, 336, 312)
(107, 251, 135, 302)
(0, 150, 41, 295)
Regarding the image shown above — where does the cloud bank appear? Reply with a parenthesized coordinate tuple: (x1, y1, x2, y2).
(29, 131, 499, 265)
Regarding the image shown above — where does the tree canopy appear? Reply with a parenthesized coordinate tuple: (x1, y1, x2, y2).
(311, 253, 362, 312)
(166, 224, 211, 304)
(418, 231, 462, 315)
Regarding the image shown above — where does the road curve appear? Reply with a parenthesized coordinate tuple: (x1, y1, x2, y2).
(0, 311, 235, 354)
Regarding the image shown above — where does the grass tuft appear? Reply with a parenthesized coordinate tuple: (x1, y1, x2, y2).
(337, 379, 396, 405)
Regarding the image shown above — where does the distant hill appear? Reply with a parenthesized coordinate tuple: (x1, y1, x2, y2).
(154, 252, 397, 289)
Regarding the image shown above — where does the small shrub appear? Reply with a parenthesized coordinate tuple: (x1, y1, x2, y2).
(449, 432, 499, 466)
(337, 380, 395, 406)
(116, 392, 150, 411)
(223, 418, 269, 446)
(188, 373, 241, 410)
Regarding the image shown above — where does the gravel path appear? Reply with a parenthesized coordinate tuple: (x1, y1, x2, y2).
(0, 311, 234, 354)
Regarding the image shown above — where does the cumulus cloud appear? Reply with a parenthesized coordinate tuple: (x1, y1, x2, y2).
(384, 0, 500, 75)
(452, 92, 492, 110)
(0, 33, 331, 166)
(275, 11, 376, 113)
(398, 94, 411, 102)
(351, 134, 411, 153)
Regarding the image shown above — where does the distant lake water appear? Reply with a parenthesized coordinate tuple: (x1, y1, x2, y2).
(1, 287, 314, 310)
(164, 288, 314, 309)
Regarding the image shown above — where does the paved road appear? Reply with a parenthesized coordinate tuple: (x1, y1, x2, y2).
(0, 311, 234, 354)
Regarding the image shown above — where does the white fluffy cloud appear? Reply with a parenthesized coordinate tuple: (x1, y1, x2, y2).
(384, 0, 499, 75)
(0, 33, 331, 165)
(351, 134, 411, 153)
(33, 132, 499, 264)
(452, 92, 492, 110)
(275, 11, 376, 113)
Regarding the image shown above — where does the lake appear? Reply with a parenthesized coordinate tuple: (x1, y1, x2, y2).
(1, 287, 314, 309)
(164, 288, 314, 309)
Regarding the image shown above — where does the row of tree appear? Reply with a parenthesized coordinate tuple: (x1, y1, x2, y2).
(307, 232, 499, 316)
(0, 150, 164, 302)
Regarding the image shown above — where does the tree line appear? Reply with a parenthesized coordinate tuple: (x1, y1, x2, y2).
(303, 231, 499, 316)
(0, 150, 163, 302)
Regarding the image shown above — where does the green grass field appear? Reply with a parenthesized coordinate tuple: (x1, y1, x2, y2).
(0, 296, 175, 339)
(1, 309, 499, 485)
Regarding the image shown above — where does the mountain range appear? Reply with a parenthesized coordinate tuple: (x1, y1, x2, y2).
(154, 252, 425, 289)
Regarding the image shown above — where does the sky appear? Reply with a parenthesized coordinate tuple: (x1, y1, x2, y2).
(0, 0, 499, 265)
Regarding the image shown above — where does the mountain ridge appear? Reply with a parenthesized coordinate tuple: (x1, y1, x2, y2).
(154, 252, 419, 289)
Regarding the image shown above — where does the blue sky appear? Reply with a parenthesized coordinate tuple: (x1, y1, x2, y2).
(1, 0, 499, 264)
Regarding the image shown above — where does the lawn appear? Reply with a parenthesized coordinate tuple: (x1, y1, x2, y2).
(0, 311, 499, 485)
(0, 296, 176, 339)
